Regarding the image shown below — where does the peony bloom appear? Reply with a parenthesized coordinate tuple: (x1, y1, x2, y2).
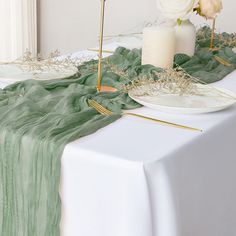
(199, 0, 223, 19)
(157, 0, 199, 20)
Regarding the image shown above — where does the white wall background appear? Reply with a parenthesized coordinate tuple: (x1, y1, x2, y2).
(39, 0, 236, 55)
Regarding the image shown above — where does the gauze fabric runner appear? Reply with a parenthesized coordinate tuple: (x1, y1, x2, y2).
(0, 44, 236, 236)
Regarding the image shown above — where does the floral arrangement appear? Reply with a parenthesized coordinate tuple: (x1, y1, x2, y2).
(157, 0, 223, 24)
(157, 0, 223, 49)
(123, 67, 199, 97)
(197, 0, 223, 19)
(124, 66, 236, 101)
(0, 50, 95, 76)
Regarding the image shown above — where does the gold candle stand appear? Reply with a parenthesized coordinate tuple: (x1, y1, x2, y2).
(96, 0, 117, 92)
(210, 18, 216, 50)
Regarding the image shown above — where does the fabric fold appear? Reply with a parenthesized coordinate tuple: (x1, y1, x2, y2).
(0, 40, 236, 235)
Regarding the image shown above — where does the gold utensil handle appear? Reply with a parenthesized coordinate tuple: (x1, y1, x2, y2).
(88, 99, 202, 132)
(124, 112, 202, 132)
(87, 48, 114, 54)
(214, 56, 233, 67)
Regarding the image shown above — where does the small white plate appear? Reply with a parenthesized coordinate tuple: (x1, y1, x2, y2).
(129, 84, 236, 114)
(0, 64, 78, 82)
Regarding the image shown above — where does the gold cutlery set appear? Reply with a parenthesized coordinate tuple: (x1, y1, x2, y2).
(88, 99, 202, 132)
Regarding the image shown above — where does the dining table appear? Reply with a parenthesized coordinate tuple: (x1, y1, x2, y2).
(1, 41, 236, 236)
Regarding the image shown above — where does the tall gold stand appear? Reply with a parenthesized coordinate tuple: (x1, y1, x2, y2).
(210, 18, 216, 50)
(97, 0, 117, 92)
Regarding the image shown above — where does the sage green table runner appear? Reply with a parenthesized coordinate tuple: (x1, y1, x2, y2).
(0, 30, 236, 236)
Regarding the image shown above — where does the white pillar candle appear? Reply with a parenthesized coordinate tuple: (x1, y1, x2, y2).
(142, 26, 175, 69)
(175, 20, 196, 57)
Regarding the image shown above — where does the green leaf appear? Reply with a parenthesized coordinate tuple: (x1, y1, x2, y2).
(177, 19, 182, 26)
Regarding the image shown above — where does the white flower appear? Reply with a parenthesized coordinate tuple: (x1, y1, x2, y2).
(157, 0, 199, 20)
(199, 0, 223, 19)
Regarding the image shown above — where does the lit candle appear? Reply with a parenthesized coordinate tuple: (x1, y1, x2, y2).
(142, 26, 175, 69)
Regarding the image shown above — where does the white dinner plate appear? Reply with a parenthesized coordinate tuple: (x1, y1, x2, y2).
(0, 64, 78, 83)
(129, 84, 236, 114)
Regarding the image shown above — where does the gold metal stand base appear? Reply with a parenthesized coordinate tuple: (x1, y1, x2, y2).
(97, 85, 118, 93)
(209, 47, 220, 52)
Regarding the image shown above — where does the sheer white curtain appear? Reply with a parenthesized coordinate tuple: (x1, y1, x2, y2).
(0, 0, 37, 61)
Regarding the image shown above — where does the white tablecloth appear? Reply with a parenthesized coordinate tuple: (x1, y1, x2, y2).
(1, 44, 236, 236)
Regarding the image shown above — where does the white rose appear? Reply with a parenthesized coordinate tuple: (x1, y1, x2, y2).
(157, 0, 199, 20)
(199, 0, 223, 19)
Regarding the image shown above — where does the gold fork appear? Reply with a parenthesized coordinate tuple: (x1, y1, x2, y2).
(88, 99, 202, 132)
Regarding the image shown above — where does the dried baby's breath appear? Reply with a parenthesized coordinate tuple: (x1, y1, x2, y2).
(103, 59, 131, 81)
(0, 50, 94, 75)
(124, 67, 200, 96)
